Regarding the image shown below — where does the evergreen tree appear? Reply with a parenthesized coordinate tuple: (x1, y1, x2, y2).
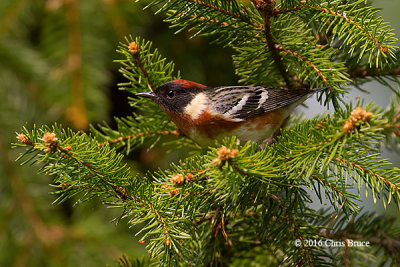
(12, 0, 400, 266)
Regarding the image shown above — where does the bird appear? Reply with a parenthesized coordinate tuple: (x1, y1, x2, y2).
(136, 80, 328, 147)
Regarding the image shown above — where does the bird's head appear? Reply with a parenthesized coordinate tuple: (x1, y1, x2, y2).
(136, 80, 207, 113)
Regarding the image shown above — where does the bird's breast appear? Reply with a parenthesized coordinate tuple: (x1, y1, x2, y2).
(162, 105, 287, 146)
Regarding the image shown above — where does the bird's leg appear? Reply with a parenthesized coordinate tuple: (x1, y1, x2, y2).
(261, 127, 282, 148)
(261, 117, 289, 149)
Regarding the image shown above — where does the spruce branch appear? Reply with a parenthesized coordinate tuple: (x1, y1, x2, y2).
(348, 67, 400, 79)
(275, 41, 347, 108)
(91, 37, 188, 154)
(233, 21, 347, 108)
(339, 49, 400, 95)
(269, 193, 313, 266)
(315, 211, 400, 265)
(13, 100, 400, 265)
(324, 230, 400, 263)
(149, 0, 262, 45)
(128, 41, 156, 90)
(279, 4, 388, 53)
(311, 174, 348, 213)
(97, 129, 180, 148)
(13, 125, 197, 265)
(10, 1, 400, 265)
(252, 0, 293, 88)
(182, 0, 259, 28)
(91, 113, 179, 154)
(116, 36, 179, 95)
(333, 157, 400, 198)
(382, 102, 400, 150)
(232, 38, 347, 91)
(114, 255, 150, 267)
(14, 125, 132, 202)
(276, 44, 328, 86)
(204, 104, 400, 214)
(275, 0, 398, 67)
(150, 0, 351, 108)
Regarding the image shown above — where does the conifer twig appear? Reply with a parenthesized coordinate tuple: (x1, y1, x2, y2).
(113, 184, 171, 245)
(277, 44, 330, 86)
(253, 0, 293, 88)
(24, 134, 174, 245)
(182, 13, 230, 27)
(129, 42, 156, 89)
(311, 174, 346, 208)
(184, 0, 261, 28)
(334, 157, 400, 192)
(97, 130, 180, 147)
(322, 230, 400, 262)
(56, 146, 173, 245)
(254, 38, 332, 88)
(342, 244, 351, 267)
(269, 194, 313, 266)
(274, 4, 389, 54)
(348, 67, 400, 78)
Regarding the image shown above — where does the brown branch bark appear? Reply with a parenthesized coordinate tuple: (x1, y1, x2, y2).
(323, 230, 400, 264)
(131, 49, 156, 90)
(97, 130, 180, 147)
(184, 0, 261, 28)
(270, 194, 314, 266)
(348, 67, 400, 78)
(253, 0, 293, 88)
(55, 141, 172, 245)
(334, 157, 400, 192)
(277, 45, 330, 86)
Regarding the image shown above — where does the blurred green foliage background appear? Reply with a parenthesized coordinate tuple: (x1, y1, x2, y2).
(0, 0, 399, 266)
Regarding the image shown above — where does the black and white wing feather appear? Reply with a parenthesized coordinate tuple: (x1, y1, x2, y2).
(209, 86, 327, 121)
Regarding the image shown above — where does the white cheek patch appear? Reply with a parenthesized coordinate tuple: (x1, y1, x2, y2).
(224, 94, 250, 116)
(257, 91, 269, 109)
(184, 93, 209, 120)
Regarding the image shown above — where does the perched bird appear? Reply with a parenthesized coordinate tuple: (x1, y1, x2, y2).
(136, 80, 328, 147)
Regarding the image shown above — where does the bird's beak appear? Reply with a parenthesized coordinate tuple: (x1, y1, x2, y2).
(136, 91, 157, 100)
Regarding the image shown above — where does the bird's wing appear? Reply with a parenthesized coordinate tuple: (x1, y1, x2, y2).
(210, 86, 318, 120)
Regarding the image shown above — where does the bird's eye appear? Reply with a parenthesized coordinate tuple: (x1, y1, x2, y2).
(167, 90, 175, 98)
